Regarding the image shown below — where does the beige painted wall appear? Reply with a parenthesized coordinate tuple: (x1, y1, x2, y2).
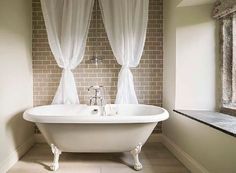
(163, 0, 180, 112)
(163, 0, 236, 172)
(175, 4, 218, 110)
(0, 0, 34, 171)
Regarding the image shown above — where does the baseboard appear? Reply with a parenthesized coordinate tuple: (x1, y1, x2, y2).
(0, 136, 35, 173)
(160, 134, 209, 173)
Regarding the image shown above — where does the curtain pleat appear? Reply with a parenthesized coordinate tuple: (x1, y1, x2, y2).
(41, 0, 94, 104)
(99, 0, 149, 104)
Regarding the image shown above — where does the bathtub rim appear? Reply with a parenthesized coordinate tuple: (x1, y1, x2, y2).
(23, 104, 169, 124)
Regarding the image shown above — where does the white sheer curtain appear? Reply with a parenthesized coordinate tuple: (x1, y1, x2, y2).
(99, 0, 149, 104)
(41, 0, 94, 104)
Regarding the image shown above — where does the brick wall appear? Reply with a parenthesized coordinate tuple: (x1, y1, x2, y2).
(32, 0, 163, 132)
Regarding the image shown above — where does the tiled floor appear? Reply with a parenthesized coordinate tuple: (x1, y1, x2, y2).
(8, 135, 190, 173)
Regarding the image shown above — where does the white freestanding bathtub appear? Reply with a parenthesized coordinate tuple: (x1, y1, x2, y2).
(23, 104, 169, 171)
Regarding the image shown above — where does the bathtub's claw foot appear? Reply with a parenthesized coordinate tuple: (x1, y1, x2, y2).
(50, 164, 59, 172)
(130, 143, 142, 171)
(50, 144, 61, 171)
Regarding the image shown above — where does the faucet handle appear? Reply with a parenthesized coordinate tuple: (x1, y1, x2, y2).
(88, 86, 105, 106)
(88, 86, 104, 96)
(88, 85, 104, 99)
(88, 85, 103, 91)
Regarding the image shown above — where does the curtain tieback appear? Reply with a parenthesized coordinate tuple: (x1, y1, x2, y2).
(62, 67, 72, 72)
(121, 65, 130, 70)
(61, 68, 74, 78)
(119, 66, 133, 78)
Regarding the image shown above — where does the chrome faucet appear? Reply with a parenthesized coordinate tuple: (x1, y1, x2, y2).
(88, 86, 106, 116)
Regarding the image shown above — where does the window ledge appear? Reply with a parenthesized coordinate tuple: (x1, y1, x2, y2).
(174, 110, 236, 137)
(221, 106, 236, 116)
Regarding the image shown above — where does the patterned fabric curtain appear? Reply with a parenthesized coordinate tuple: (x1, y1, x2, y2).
(213, 0, 236, 19)
(213, 1, 236, 108)
(221, 15, 234, 106)
(219, 12, 236, 108)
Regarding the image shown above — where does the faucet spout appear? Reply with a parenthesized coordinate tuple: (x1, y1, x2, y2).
(100, 98, 106, 116)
